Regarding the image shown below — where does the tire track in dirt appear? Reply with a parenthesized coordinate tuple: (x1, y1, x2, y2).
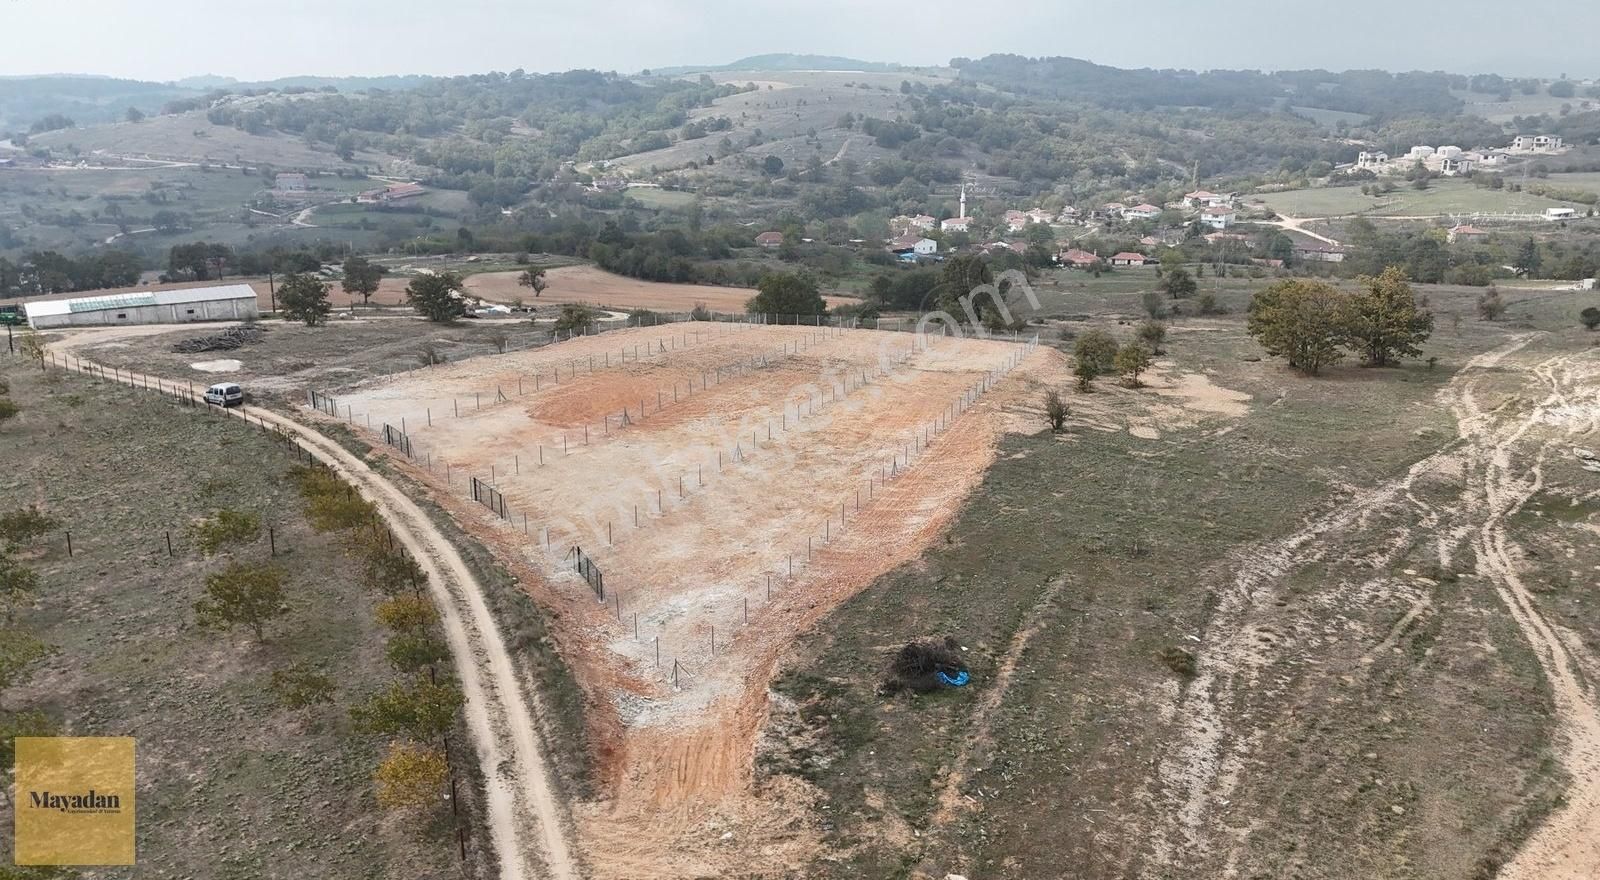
(1470, 350, 1600, 880)
(930, 574, 1073, 824)
(35, 347, 578, 880)
(1149, 335, 1544, 866)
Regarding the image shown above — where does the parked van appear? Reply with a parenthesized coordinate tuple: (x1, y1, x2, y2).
(203, 382, 245, 408)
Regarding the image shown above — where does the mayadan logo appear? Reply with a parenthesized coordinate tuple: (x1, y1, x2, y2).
(14, 736, 136, 865)
(28, 789, 125, 814)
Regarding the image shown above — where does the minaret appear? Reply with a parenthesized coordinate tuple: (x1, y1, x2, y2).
(959, 183, 967, 219)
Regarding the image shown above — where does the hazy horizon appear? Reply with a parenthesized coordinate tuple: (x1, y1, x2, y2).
(3, 0, 1596, 83)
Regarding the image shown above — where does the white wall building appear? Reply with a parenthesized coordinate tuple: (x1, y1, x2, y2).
(25, 284, 260, 329)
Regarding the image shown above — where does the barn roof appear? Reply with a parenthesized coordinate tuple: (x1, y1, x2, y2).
(25, 283, 257, 318)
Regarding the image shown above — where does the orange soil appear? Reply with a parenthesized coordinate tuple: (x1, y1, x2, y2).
(338, 323, 1051, 878)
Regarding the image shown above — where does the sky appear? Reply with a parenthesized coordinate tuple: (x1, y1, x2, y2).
(2, 0, 1594, 82)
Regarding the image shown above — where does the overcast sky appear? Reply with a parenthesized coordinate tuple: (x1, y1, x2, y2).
(3, 0, 1594, 82)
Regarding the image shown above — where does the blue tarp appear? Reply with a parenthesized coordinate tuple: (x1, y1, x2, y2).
(936, 669, 970, 687)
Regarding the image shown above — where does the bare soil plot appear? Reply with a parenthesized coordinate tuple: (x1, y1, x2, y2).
(454, 265, 859, 312)
(331, 321, 1041, 872)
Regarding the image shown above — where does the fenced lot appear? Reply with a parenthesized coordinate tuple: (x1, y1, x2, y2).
(334, 322, 1033, 713)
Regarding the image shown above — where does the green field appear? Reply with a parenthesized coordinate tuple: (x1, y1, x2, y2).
(1256, 179, 1582, 218)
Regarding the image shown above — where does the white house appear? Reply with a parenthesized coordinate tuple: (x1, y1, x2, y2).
(1512, 135, 1564, 153)
(911, 214, 937, 230)
(941, 216, 971, 233)
(1124, 203, 1162, 220)
(1356, 151, 1390, 170)
(1026, 208, 1055, 225)
(911, 238, 938, 256)
(1183, 190, 1234, 209)
(1200, 206, 1237, 230)
(1003, 210, 1028, 232)
(1545, 207, 1579, 222)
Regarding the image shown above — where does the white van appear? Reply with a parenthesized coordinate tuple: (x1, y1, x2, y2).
(203, 382, 245, 408)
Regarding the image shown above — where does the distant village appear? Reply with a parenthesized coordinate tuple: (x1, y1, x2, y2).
(742, 131, 1578, 272)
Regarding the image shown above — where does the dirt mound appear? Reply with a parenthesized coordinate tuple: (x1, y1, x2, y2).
(886, 637, 969, 693)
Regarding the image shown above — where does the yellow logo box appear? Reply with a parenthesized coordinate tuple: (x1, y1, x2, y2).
(14, 737, 135, 865)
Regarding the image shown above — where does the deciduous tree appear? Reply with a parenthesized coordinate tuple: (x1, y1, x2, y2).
(194, 562, 288, 641)
(406, 273, 467, 323)
(517, 266, 547, 297)
(745, 272, 826, 318)
(1247, 280, 1350, 375)
(278, 273, 332, 326)
(1114, 343, 1153, 387)
(1344, 267, 1433, 367)
(351, 680, 463, 741)
(341, 255, 388, 305)
(373, 741, 449, 812)
(1160, 266, 1197, 299)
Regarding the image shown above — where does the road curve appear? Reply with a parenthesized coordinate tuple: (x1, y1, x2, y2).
(38, 351, 578, 880)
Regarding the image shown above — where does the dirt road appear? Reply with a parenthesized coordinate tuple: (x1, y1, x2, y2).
(1152, 334, 1600, 874)
(39, 346, 579, 880)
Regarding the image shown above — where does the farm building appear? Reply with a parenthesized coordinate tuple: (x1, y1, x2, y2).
(25, 284, 259, 329)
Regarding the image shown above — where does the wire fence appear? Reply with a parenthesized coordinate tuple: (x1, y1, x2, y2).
(381, 423, 414, 458)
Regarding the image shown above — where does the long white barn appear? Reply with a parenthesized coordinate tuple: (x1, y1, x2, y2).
(25, 284, 259, 329)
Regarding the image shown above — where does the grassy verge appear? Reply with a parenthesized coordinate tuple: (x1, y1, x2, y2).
(0, 359, 462, 878)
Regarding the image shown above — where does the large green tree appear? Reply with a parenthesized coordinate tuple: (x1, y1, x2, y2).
(406, 273, 468, 323)
(341, 256, 388, 305)
(1343, 267, 1433, 367)
(1160, 266, 1197, 299)
(745, 272, 826, 318)
(1247, 279, 1351, 375)
(277, 273, 332, 326)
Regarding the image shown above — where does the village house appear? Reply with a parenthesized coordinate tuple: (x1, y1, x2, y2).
(1511, 135, 1564, 153)
(940, 216, 971, 233)
(1110, 252, 1150, 267)
(1447, 224, 1490, 244)
(274, 172, 309, 192)
(1004, 210, 1029, 232)
(911, 214, 937, 230)
(1201, 206, 1237, 230)
(1026, 208, 1055, 225)
(1058, 248, 1101, 268)
(1182, 190, 1233, 209)
(756, 231, 784, 248)
(1545, 207, 1579, 222)
(1295, 242, 1347, 263)
(1124, 203, 1162, 221)
(592, 176, 629, 192)
(1101, 202, 1127, 218)
(1356, 151, 1389, 171)
(1057, 206, 1080, 222)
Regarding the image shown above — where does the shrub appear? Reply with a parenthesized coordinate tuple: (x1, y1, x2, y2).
(269, 663, 335, 709)
(189, 508, 261, 556)
(0, 506, 59, 550)
(1160, 646, 1198, 678)
(1044, 390, 1068, 432)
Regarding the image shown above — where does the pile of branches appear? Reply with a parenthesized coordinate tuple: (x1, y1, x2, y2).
(170, 325, 266, 354)
(884, 636, 969, 694)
